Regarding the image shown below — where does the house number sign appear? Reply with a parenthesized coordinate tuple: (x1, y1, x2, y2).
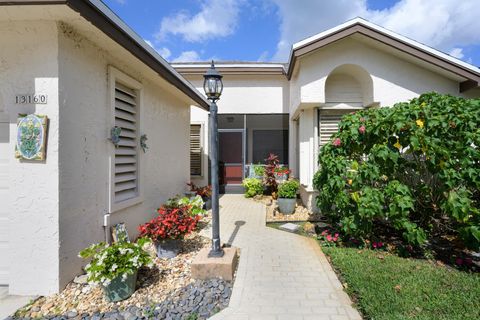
(15, 94, 48, 104)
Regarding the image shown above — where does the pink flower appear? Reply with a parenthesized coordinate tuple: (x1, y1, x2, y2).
(372, 242, 378, 248)
(333, 237, 338, 242)
(358, 125, 366, 134)
(378, 242, 383, 248)
(326, 235, 332, 241)
(334, 233, 339, 238)
(332, 138, 341, 147)
(321, 230, 328, 236)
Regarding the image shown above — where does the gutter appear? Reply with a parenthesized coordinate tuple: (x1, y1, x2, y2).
(0, 0, 210, 110)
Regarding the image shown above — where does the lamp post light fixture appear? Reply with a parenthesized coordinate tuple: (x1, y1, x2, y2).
(203, 61, 224, 258)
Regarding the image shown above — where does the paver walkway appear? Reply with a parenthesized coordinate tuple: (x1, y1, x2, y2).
(205, 195, 362, 320)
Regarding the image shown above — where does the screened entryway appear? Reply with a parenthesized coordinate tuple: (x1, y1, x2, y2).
(218, 114, 288, 193)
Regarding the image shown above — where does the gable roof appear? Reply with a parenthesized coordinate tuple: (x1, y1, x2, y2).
(286, 18, 480, 91)
(0, 0, 210, 110)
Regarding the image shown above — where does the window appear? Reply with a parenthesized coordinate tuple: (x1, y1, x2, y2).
(109, 67, 143, 212)
(190, 124, 202, 176)
(318, 111, 349, 147)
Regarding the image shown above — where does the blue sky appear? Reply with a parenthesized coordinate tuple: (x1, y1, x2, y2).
(103, 0, 480, 66)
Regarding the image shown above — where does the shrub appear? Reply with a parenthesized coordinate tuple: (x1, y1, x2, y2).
(242, 178, 263, 198)
(187, 182, 212, 199)
(166, 195, 206, 217)
(138, 205, 201, 241)
(278, 179, 300, 199)
(79, 237, 153, 286)
(264, 153, 280, 196)
(252, 163, 265, 177)
(313, 93, 480, 249)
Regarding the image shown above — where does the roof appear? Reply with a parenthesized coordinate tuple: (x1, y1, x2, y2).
(0, 0, 210, 110)
(286, 17, 480, 90)
(172, 62, 286, 76)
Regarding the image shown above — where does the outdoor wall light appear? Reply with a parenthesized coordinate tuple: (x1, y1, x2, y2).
(203, 60, 223, 102)
(203, 61, 224, 258)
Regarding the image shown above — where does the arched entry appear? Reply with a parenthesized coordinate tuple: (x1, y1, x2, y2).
(319, 64, 373, 147)
(325, 64, 373, 107)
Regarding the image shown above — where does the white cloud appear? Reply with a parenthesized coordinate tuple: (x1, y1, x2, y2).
(449, 48, 464, 59)
(156, 0, 244, 43)
(270, 0, 480, 62)
(257, 51, 269, 62)
(144, 40, 172, 59)
(172, 50, 201, 62)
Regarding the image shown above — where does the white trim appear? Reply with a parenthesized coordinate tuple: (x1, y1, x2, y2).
(108, 66, 144, 213)
(172, 63, 286, 69)
(292, 17, 480, 75)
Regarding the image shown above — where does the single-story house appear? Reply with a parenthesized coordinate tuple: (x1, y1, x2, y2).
(174, 18, 480, 211)
(0, 0, 209, 296)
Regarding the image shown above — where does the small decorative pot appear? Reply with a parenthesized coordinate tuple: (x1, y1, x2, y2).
(103, 270, 137, 302)
(155, 239, 181, 258)
(277, 198, 296, 214)
(203, 198, 212, 210)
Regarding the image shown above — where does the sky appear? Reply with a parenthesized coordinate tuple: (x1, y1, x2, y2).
(102, 0, 480, 66)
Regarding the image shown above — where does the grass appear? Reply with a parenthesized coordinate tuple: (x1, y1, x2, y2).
(322, 246, 480, 320)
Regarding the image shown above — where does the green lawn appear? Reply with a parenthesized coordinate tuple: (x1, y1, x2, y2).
(323, 246, 480, 320)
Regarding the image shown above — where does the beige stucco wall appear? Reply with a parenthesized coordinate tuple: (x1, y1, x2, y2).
(0, 21, 61, 295)
(57, 23, 190, 290)
(0, 20, 191, 295)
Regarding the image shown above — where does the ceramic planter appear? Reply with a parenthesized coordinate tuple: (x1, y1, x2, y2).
(103, 270, 137, 302)
(155, 239, 181, 258)
(277, 198, 296, 214)
(203, 197, 212, 210)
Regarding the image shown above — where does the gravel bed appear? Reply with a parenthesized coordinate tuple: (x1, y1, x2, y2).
(252, 195, 323, 222)
(11, 223, 235, 320)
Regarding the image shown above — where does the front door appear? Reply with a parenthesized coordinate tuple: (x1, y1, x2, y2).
(218, 130, 244, 189)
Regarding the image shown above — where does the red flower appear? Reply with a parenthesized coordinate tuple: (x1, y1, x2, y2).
(358, 125, 366, 134)
(455, 257, 463, 266)
(332, 138, 341, 147)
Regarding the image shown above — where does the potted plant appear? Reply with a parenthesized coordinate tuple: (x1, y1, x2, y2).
(277, 179, 300, 214)
(78, 237, 153, 302)
(138, 205, 201, 258)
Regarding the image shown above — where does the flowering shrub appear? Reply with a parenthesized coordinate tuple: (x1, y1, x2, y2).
(78, 237, 153, 286)
(242, 178, 263, 198)
(139, 205, 201, 242)
(318, 230, 340, 247)
(313, 93, 480, 249)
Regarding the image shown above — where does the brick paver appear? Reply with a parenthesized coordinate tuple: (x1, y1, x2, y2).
(205, 195, 362, 320)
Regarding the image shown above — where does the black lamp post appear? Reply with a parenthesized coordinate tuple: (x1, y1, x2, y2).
(203, 61, 224, 258)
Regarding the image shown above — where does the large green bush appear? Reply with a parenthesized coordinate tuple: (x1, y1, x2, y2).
(242, 178, 264, 198)
(313, 93, 480, 249)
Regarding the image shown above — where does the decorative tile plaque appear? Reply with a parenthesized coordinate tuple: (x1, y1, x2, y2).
(15, 114, 48, 161)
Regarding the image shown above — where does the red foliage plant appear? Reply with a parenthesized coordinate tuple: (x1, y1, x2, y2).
(138, 206, 200, 242)
(264, 153, 280, 196)
(187, 182, 212, 199)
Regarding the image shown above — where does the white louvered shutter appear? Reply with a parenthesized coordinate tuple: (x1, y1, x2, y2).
(190, 124, 202, 176)
(319, 113, 344, 147)
(114, 82, 139, 203)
